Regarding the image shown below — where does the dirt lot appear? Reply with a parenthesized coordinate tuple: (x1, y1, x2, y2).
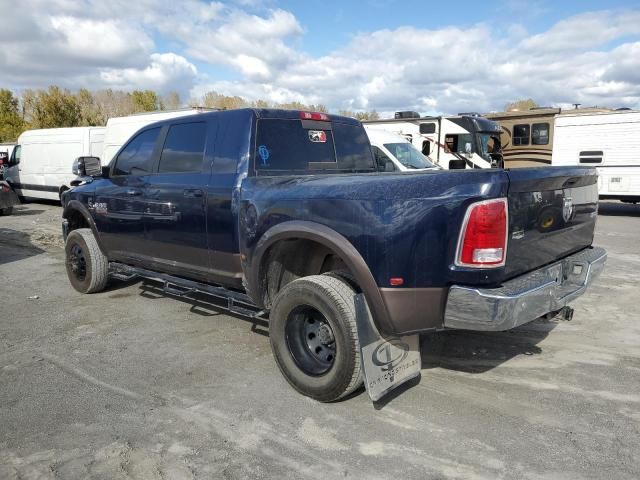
(1, 200, 639, 479)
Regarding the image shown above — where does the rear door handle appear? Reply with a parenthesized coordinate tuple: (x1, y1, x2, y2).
(183, 189, 204, 198)
(126, 189, 142, 196)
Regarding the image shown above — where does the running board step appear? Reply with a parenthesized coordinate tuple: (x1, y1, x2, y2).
(109, 262, 266, 320)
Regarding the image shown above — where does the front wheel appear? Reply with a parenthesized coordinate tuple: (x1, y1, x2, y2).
(269, 274, 363, 402)
(65, 228, 109, 294)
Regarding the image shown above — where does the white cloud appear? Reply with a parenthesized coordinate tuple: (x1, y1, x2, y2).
(0, 2, 639, 114)
(100, 53, 198, 95)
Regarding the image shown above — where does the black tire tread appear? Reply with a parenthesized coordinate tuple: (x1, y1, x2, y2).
(66, 228, 108, 293)
(271, 274, 363, 401)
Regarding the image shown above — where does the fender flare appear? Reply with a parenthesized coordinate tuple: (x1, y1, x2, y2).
(248, 220, 393, 335)
(62, 200, 107, 255)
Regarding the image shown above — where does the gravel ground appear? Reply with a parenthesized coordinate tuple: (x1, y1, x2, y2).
(0, 200, 638, 480)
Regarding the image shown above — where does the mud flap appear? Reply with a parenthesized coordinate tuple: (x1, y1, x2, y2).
(354, 294, 421, 402)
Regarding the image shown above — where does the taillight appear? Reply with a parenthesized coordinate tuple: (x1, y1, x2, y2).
(1, 184, 9, 193)
(456, 198, 508, 268)
(300, 111, 330, 121)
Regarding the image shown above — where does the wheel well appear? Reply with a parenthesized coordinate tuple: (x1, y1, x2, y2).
(65, 208, 90, 232)
(259, 238, 359, 308)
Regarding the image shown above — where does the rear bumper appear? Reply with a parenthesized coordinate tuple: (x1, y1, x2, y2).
(444, 246, 607, 331)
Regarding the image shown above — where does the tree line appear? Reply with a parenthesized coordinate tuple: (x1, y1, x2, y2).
(0, 86, 380, 143)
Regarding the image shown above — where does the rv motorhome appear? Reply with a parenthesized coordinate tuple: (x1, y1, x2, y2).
(363, 112, 503, 169)
(552, 109, 640, 203)
(485, 107, 611, 168)
(5, 127, 105, 201)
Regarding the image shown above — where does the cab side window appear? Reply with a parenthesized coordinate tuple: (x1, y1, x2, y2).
(10, 145, 21, 165)
(158, 122, 207, 173)
(113, 127, 161, 176)
(373, 146, 396, 172)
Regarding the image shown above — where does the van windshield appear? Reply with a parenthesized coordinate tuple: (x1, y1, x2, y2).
(383, 142, 436, 169)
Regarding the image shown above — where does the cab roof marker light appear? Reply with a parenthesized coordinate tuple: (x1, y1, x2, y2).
(300, 111, 330, 121)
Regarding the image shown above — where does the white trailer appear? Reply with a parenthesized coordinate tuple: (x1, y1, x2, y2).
(363, 112, 503, 169)
(552, 110, 640, 203)
(5, 127, 105, 201)
(102, 108, 214, 164)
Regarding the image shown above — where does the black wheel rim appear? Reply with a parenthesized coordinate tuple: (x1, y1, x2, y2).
(285, 305, 336, 376)
(68, 243, 87, 282)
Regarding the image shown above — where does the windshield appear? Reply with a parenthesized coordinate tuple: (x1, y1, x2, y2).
(383, 142, 436, 169)
(477, 133, 501, 162)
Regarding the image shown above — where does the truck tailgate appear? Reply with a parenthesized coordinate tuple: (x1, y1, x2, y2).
(505, 167, 598, 279)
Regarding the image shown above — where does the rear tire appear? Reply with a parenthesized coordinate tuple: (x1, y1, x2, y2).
(0, 206, 13, 216)
(65, 228, 108, 294)
(269, 274, 363, 402)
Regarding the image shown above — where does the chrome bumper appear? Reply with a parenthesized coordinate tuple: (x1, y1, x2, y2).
(444, 247, 607, 331)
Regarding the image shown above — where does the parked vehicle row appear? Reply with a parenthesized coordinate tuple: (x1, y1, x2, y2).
(61, 108, 606, 402)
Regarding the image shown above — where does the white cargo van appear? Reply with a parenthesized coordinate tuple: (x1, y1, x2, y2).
(552, 110, 640, 203)
(366, 128, 439, 172)
(5, 127, 105, 201)
(101, 108, 214, 164)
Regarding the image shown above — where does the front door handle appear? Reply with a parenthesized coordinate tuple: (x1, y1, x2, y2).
(126, 189, 142, 196)
(183, 189, 204, 198)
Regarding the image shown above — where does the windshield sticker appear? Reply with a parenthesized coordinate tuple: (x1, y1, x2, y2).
(308, 130, 327, 143)
(258, 145, 270, 165)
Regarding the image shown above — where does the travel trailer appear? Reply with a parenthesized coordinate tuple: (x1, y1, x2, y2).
(363, 112, 503, 169)
(5, 127, 105, 201)
(485, 107, 611, 168)
(101, 108, 214, 164)
(552, 109, 640, 203)
(365, 128, 439, 172)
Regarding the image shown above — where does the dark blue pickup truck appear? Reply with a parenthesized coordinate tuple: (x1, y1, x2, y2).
(61, 109, 606, 401)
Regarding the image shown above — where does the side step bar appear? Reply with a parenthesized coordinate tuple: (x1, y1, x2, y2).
(109, 262, 267, 320)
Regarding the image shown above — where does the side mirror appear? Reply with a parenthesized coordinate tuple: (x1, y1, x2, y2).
(449, 159, 467, 170)
(73, 156, 102, 177)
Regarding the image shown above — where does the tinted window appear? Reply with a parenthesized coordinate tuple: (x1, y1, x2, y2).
(419, 123, 436, 134)
(333, 123, 375, 171)
(513, 124, 530, 146)
(579, 150, 603, 163)
(256, 119, 336, 171)
(532, 123, 549, 145)
(114, 127, 160, 176)
(159, 122, 207, 173)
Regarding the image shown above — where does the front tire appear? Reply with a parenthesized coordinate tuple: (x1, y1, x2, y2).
(269, 275, 363, 402)
(65, 228, 108, 294)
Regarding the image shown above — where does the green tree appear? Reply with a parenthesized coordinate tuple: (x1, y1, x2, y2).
(76, 88, 105, 126)
(0, 89, 25, 142)
(504, 98, 538, 112)
(26, 86, 81, 129)
(131, 90, 160, 112)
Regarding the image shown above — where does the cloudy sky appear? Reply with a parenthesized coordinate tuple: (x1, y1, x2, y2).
(1, 0, 639, 115)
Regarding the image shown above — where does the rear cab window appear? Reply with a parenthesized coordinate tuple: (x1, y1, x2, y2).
(255, 116, 374, 174)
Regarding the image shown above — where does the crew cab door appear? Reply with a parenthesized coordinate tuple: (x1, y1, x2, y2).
(142, 120, 212, 281)
(94, 126, 162, 261)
